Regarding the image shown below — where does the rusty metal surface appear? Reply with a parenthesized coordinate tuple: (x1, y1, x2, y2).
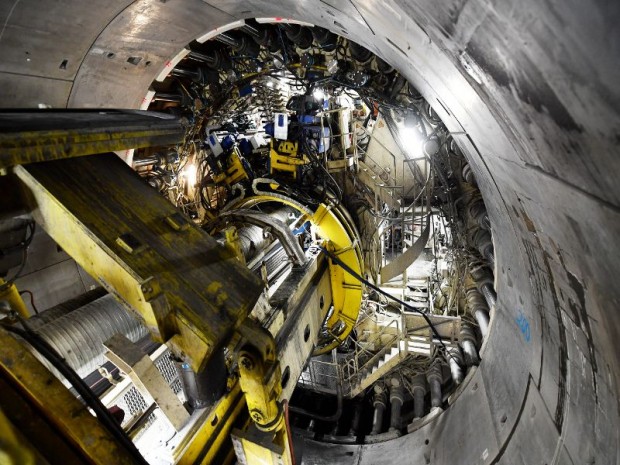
(0, 110, 184, 168)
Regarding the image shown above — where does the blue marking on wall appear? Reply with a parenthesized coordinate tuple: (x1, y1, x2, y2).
(515, 310, 531, 342)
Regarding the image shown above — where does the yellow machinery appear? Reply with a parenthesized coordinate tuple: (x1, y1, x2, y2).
(211, 146, 250, 186)
(268, 139, 308, 179)
(0, 110, 363, 465)
(0, 279, 29, 319)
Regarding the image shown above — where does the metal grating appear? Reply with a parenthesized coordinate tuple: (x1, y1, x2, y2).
(104, 346, 184, 438)
(154, 352, 183, 395)
(298, 353, 341, 395)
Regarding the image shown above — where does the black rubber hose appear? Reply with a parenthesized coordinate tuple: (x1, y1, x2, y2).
(1, 323, 149, 465)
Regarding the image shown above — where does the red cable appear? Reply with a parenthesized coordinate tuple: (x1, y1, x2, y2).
(283, 399, 296, 465)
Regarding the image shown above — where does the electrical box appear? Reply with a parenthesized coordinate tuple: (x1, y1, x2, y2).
(274, 113, 288, 140)
(303, 126, 331, 153)
(339, 109, 352, 150)
(207, 134, 224, 157)
(249, 134, 266, 150)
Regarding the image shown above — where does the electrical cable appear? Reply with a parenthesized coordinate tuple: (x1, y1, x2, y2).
(0, 220, 36, 293)
(282, 399, 297, 465)
(18, 290, 38, 315)
(0, 322, 149, 465)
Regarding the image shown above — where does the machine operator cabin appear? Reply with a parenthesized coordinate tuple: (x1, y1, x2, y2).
(0, 2, 617, 464)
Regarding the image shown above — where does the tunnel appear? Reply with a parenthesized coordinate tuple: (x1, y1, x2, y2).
(0, 1, 618, 464)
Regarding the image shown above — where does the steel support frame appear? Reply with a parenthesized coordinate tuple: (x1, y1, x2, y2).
(104, 334, 190, 431)
(222, 194, 364, 355)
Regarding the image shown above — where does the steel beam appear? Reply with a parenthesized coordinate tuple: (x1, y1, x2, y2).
(0, 110, 184, 168)
(176, 252, 331, 464)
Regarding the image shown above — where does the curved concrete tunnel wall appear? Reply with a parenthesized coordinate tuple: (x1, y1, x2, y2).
(2, 1, 618, 463)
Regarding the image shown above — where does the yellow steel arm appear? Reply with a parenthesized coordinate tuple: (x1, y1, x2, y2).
(14, 154, 263, 373)
(0, 279, 29, 319)
(234, 319, 293, 465)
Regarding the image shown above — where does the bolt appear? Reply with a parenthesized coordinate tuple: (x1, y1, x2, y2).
(251, 410, 264, 422)
(240, 355, 254, 371)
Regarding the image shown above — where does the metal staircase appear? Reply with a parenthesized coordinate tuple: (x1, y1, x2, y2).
(346, 338, 408, 397)
(295, 123, 454, 398)
(342, 311, 461, 398)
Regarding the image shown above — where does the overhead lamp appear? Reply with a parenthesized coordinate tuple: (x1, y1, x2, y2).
(404, 110, 418, 128)
(313, 88, 325, 101)
(400, 126, 424, 159)
(181, 163, 197, 187)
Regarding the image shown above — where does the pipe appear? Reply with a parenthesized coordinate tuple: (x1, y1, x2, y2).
(311, 27, 338, 52)
(188, 49, 232, 71)
(35, 294, 149, 378)
(426, 361, 443, 408)
(348, 397, 363, 436)
(170, 66, 200, 81)
(474, 308, 490, 337)
(215, 32, 241, 48)
(153, 92, 184, 104)
(469, 198, 490, 231)
(241, 23, 262, 40)
(174, 349, 226, 410)
(407, 83, 423, 101)
(389, 378, 404, 431)
(411, 374, 427, 419)
(445, 347, 465, 385)
(188, 50, 216, 67)
(370, 386, 387, 435)
(479, 283, 497, 310)
(243, 24, 280, 52)
(282, 24, 314, 50)
(348, 42, 373, 64)
(470, 264, 497, 310)
(216, 32, 260, 57)
(375, 57, 394, 74)
(27, 287, 106, 330)
(473, 229, 495, 267)
(462, 163, 476, 185)
(466, 286, 490, 337)
(459, 322, 480, 366)
(132, 156, 159, 168)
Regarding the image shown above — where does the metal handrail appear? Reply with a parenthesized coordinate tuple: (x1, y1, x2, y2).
(342, 318, 403, 387)
(298, 355, 341, 394)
